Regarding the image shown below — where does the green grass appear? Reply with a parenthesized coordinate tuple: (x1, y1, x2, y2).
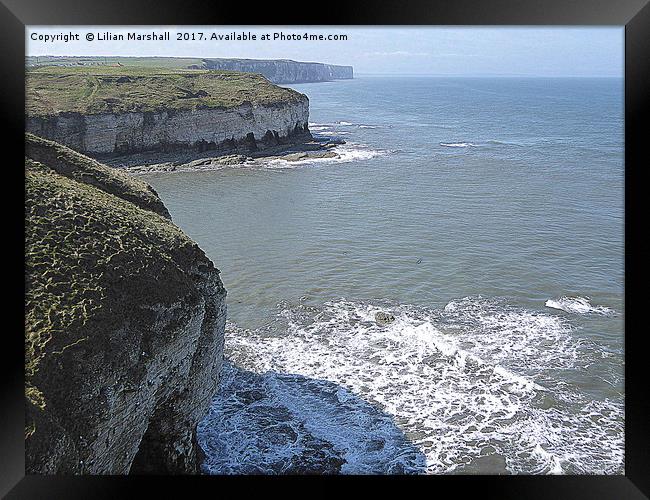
(26, 56, 205, 69)
(25, 134, 207, 416)
(26, 65, 306, 117)
(25, 133, 170, 217)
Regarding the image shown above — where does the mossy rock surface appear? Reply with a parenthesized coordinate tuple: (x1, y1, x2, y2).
(24, 134, 219, 438)
(25, 133, 170, 218)
(26, 65, 306, 117)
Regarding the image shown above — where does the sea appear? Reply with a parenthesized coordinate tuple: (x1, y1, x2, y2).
(140, 76, 624, 475)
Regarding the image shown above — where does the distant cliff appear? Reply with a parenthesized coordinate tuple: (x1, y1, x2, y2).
(25, 134, 227, 473)
(26, 56, 353, 85)
(26, 66, 310, 156)
(194, 59, 353, 84)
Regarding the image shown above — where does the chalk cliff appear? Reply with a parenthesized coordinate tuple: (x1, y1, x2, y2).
(26, 56, 354, 85)
(25, 134, 227, 474)
(195, 58, 354, 84)
(26, 68, 310, 156)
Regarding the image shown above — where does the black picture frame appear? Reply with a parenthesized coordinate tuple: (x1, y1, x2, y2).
(2, 0, 648, 497)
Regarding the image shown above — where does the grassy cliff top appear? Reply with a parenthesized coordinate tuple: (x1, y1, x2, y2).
(26, 56, 205, 69)
(25, 133, 170, 218)
(25, 134, 214, 415)
(26, 66, 307, 117)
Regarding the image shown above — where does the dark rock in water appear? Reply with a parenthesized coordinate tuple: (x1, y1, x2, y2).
(375, 312, 396, 326)
(311, 151, 339, 159)
(25, 134, 227, 474)
(281, 152, 309, 162)
(126, 154, 252, 174)
(116, 135, 344, 173)
(198, 363, 426, 474)
(281, 150, 338, 162)
(216, 154, 250, 166)
(186, 155, 249, 169)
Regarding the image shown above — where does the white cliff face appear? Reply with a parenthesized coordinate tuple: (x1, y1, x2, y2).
(199, 59, 354, 84)
(25, 135, 229, 474)
(26, 99, 310, 155)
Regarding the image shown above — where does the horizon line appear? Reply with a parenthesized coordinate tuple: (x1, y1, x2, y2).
(355, 73, 622, 78)
(24, 55, 621, 78)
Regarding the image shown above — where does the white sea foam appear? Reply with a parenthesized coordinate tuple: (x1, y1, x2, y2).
(545, 296, 616, 316)
(198, 361, 426, 474)
(314, 130, 351, 137)
(198, 297, 624, 475)
(440, 142, 479, 148)
(441, 296, 582, 372)
(333, 143, 388, 162)
(440, 140, 522, 148)
(309, 121, 380, 131)
(262, 142, 389, 169)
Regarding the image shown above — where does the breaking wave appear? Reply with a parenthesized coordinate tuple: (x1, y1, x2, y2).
(198, 297, 624, 475)
(309, 121, 382, 131)
(439, 140, 523, 149)
(261, 142, 390, 170)
(545, 296, 616, 316)
(198, 362, 426, 474)
(440, 142, 479, 148)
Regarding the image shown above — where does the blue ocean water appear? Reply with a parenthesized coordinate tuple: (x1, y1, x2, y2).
(142, 76, 624, 474)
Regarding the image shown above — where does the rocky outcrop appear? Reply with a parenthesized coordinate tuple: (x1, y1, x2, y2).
(115, 137, 348, 173)
(374, 312, 396, 326)
(25, 134, 227, 474)
(26, 100, 310, 157)
(26, 68, 311, 157)
(197, 59, 353, 84)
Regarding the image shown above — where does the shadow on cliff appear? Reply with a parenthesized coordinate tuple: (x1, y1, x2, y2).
(196, 361, 427, 475)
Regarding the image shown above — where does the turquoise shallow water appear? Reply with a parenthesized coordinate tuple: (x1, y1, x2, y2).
(142, 77, 624, 474)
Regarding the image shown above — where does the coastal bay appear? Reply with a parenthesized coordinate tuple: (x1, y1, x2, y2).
(23, 58, 625, 474)
(143, 76, 624, 474)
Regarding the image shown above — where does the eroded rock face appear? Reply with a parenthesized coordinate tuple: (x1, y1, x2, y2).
(26, 100, 310, 156)
(25, 134, 227, 474)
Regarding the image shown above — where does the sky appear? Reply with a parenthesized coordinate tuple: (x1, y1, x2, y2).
(26, 26, 623, 77)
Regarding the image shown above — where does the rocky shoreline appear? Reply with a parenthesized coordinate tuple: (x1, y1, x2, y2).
(108, 136, 347, 174)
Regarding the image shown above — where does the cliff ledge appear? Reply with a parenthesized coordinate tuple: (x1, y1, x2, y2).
(26, 66, 310, 156)
(25, 133, 227, 474)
